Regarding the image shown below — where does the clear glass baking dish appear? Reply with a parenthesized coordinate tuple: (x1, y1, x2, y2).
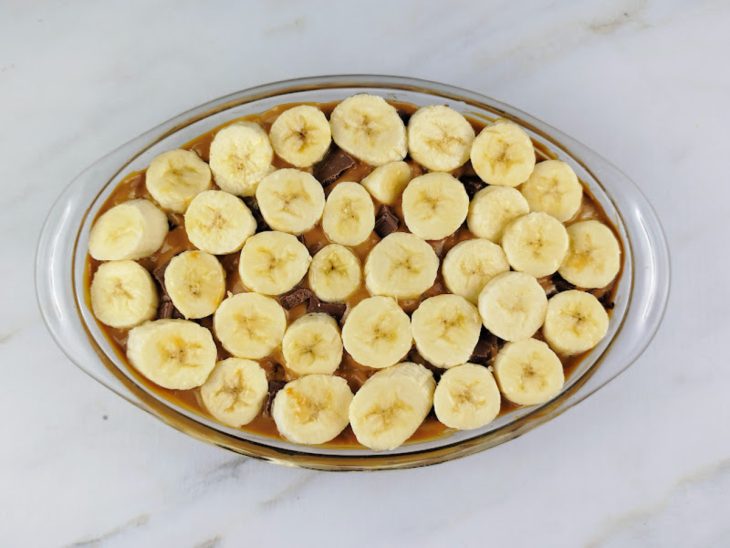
(35, 75, 670, 470)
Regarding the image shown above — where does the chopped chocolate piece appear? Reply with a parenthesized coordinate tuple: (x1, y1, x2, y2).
(307, 295, 346, 320)
(264, 380, 287, 416)
(157, 296, 184, 320)
(598, 291, 615, 310)
(408, 349, 442, 381)
(471, 329, 501, 365)
(152, 262, 169, 289)
(397, 109, 411, 125)
(279, 287, 313, 310)
(374, 206, 399, 238)
(460, 176, 486, 198)
(243, 197, 270, 232)
(313, 148, 355, 186)
(551, 273, 575, 293)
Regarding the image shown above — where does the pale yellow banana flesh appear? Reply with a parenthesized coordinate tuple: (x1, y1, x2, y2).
(200, 358, 268, 427)
(501, 212, 569, 278)
(407, 105, 475, 172)
(402, 172, 469, 240)
(209, 122, 273, 196)
(307, 244, 362, 303)
(442, 238, 510, 303)
(520, 160, 582, 222)
(478, 271, 547, 342)
(184, 190, 256, 255)
(434, 363, 501, 430)
(282, 313, 343, 376)
(269, 105, 331, 168)
(238, 231, 311, 295)
(322, 182, 375, 246)
(255, 168, 325, 234)
(494, 338, 564, 406)
(90, 260, 158, 329)
(543, 290, 609, 355)
(559, 220, 621, 289)
(164, 250, 226, 320)
(145, 149, 212, 213)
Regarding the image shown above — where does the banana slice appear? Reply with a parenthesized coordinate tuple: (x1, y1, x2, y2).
(407, 105, 475, 172)
(494, 338, 564, 405)
(209, 122, 273, 196)
(90, 260, 158, 328)
(200, 358, 268, 427)
(349, 362, 435, 450)
(282, 313, 344, 376)
(478, 271, 548, 342)
(442, 239, 510, 303)
(467, 185, 529, 242)
(543, 290, 609, 355)
(238, 231, 311, 295)
(308, 244, 362, 303)
(434, 363, 501, 430)
(164, 250, 226, 319)
(364, 232, 439, 299)
(520, 160, 582, 222)
(329, 94, 407, 166)
(502, 212, 569, 277)
(272, 375, 353, 445)
(126, 319, 217, 389)
(145, 149, 212, 213)
(184, 190, 257, 255)
(558, 220, 621, 289)
(360, 161, 412, 205)
(321, 182, 375, 246)
(411, 294, 481, 368)
(255, 168, 325, 234)
(213, 292, 287, 359)
(88, 199, 168, 261)
(341, 296, 412, 369)
(470, 121, 536, 187)
(402, 173, 469, 240)
(269, 105, 332, 168)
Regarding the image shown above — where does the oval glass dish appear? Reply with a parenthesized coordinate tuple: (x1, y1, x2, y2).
(36, 75, 670, 470)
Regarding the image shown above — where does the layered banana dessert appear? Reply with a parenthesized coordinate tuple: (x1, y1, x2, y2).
(86, 95, 621, 450)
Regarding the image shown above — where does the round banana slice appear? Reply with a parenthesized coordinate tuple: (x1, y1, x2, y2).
(442, 239, 510, 303)
(88, 199, 168, 261)
(370, 361, 436, 399)
(282, 313, 344, 376)
(559, 220, 621, 289)
(478, 271, 548, 342)
(164, 250, 226, 319)
(411, 294, 481, 368)
(544, 290, 609, 355)
(238, 231, 311, 295)
(342, 296, 412, 369)
(200, 358, 268, 427)
(520, 160, 583, 222)
(502, 212, 569, 277)
(329, 94, 407, 166)
(184, 190, 257, 255)
(272, 375, 353, 445)
(269, 105, 332, 168)
(402, 173, 469, 240)
(308, 244, 362, 303)
(209, 122, 273, 196)
(255, 169, 325, 234)
(470, 121, 536, 187)
(126, 319, 217, 389)
(90, 260, 158, 329)
(407, 105, 475, 172)
(434, 363, 501, 430)
(467, 185, 529, 242)
(213, 292, 287, 359)
(360, 161, 412, 205)
(494, 338, 564, 405)
(364, 232, 439, 299)
(145, 149, 212, 213)
(321, 182, 375, 246)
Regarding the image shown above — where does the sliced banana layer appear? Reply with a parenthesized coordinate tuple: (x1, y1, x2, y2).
(184, 190, 257, 255)
(282, 313, 344, 376)
(364, 232, 439, 299)
(478, 271, 547, 342)
(442, 238, 510, 303)
(90, 260, 158, 329)
(322, 182, 375, 246)
(200, 358, 268, 427)
(269, 105, 332, 168)
(470, 121, 536, 187)
(308, 244, 362, 303)
(434, 363, 501, 430)
(467, 185, 530, 242)
(520, 160, 582, 222)
(145, 149, 212, 213)
(342, 296, 412, 369)
(88, 199, 168, 261)
(330, 94, 407, 166)
(544, 290, 609, 355)
(126, 319, 217, 389)
(494, 338, 564, 405)
(272, 375, 353, 445)
(213, 292, 287, 359)
(407, 105, 475, 172)
(164, 250, 226, 319)
(209, 122, 273, 196)
(238, 231, 311, 295)
(360, 161, 412, 205)
(502, 212, 569, 277)
(402, 173, 469, 240)
(559, 220, 621, 289)
(411, 294, 481, 368)
(255, 169, 325, 234)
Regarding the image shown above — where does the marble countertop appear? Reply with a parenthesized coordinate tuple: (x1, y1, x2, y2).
(2, 0, 728, 546)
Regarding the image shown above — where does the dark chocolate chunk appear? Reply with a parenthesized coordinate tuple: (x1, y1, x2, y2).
(407, 349, 442, 381)
(597, 291, 615, 310)
(471, 329, 502, 365)
(397, 109, 411, 125)
(551, 273, 575, 293)
(307, 295, 346, 320)
(279, 287, 313, 310)
(157, 295, 184, 320)
(152, 262, 168, 289)
(243, 197, 270, 232)
(460, 176, 486, 198)
(313, 148, 355, 186)
(374, 206, 399, 238)
(264, 380, 287, 416)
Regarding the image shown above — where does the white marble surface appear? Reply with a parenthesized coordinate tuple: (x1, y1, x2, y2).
(1, 0, 728, 546)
